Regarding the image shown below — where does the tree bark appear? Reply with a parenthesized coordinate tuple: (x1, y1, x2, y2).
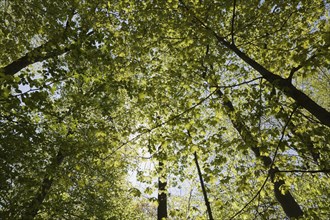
(194, 152, 214, 220)
(1, 40, 71, 76)
(180, 0, 330, 126)
(221, 41, 330, 127)
(276, 107, 330, 172)
(0, 12, 81, 77)
(23, 150, 65, 219)
(157, 147, 167, 220)
(216, 89, 303, 218)
(273, 179, 303, 217)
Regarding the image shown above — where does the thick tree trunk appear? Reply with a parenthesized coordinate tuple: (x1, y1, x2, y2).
(23, 150, 65, 219)
(194, 152, 214, 220)
(180, 0, 330, 126)
(223, 41, 330, 127)
(216, 89, 303, 218)
(273, 179, 303, 217)
(157, 169, 167, 220)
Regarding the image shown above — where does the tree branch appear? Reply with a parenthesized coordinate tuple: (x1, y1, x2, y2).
(270, 105, 298, 166)
(275, 169, 330, 173)
(211, 77, 263, 89)
(23, 150, 65, 219)
(194, 152, 214, 220)
(1, 26, 93, 77)
(287, 54, 317, 82)
(229, 175, 270, 220)
(231, 0, 237, 44)
(179, 0, 330, 127)
(103, 88, 219, 160)
(230, 105, 300, 219)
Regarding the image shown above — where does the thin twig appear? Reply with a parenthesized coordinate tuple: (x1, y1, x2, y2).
(102, 89, 219, 160)
(211, 77, 263, 89)
(275, 169, 330, 173)
(270, 105, 298, 166)
(229, 175, 270, 220)
(179, 0, 229, 47)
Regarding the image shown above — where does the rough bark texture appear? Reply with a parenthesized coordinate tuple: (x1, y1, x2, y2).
(194, 152, 214, 220)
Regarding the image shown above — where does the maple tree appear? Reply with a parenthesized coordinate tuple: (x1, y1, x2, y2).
(1, 0, 329, 219)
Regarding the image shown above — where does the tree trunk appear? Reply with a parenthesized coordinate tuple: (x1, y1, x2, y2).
(23, 150, 65, 219)
(194, 152, 214, 220)
(224, 42, 330, 127)
(1, 40, 71, 76)
(157, 147, 167, 220)
(181, 0, 330, 126)
(276, 107, 329, 172)
(216, 89, 303, 218)
(273, 179, 304, 217)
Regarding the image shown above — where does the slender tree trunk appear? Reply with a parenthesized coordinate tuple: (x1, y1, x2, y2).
(157, 146, 167, 220)
(215, 89, 303, 218)
(23, 150, 65, 219)
(186, 188, 193, 219)
(197, 41, 303, 217)
(194, 152, 214, 220)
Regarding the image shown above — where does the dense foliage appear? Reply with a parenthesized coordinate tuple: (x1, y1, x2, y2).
(1, 0, 329, 219)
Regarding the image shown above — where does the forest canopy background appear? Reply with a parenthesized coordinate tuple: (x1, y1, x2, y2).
(0, 0, 329, 219)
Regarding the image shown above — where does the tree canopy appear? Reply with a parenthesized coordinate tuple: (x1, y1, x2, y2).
(1, 0, 329, 219)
